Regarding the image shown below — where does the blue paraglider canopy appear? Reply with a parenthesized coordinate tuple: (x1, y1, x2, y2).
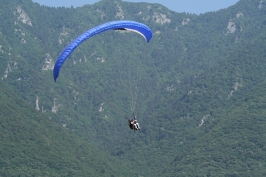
(53, 20, 152, 81)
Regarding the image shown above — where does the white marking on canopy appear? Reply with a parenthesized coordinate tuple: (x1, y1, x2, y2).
(124, 28, 147, 41)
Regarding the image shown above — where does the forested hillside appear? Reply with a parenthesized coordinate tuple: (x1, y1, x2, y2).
(0, 82, 133, 176)
(1, 0, 266, 176)
(164, 81, 266, 176)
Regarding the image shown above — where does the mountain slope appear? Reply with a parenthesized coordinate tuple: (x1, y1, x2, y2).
(0, 82, 133, 176)
(163, 81, 266, 176)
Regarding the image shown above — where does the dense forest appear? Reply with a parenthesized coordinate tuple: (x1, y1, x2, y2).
(0, 0, 266, 176)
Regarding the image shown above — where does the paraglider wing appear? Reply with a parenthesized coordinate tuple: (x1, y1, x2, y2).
(53, 20, 152, 81)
